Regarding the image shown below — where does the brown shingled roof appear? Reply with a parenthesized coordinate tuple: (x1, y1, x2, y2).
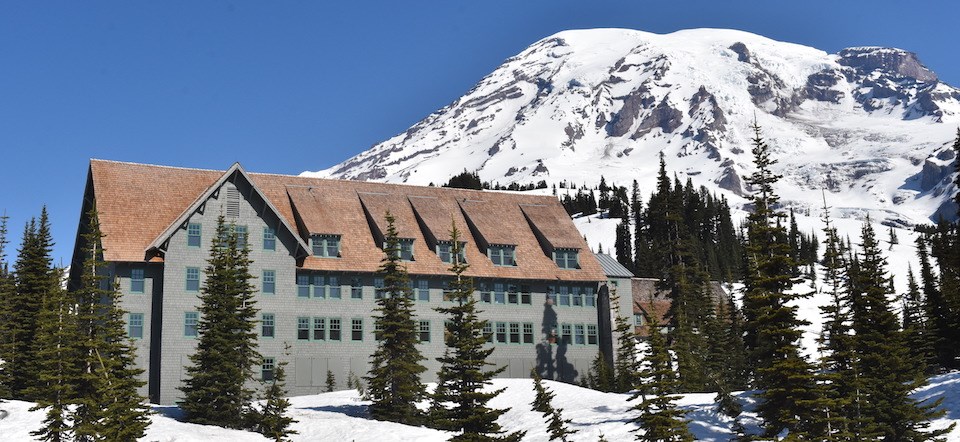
(86, 160, 606, 282)
(519, 203, 585, 250)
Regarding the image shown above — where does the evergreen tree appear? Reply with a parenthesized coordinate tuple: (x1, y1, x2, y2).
(531, 370, 577, 442)
(326, 370, 336, 393)
(366, 211, 428, 424)
(630, 311, 693, 442)
(252, 345, 297, 442)
(586, 351, 615, 392)
(849, 221, 952, 441)
(740, 123, 817, 437)
(903, 267, 934, 376)
(0, 213, 12, 400)
(29, 268, 79, 442)
(615, 220, 634, 270)
(612, 300, 640, 394)
(72, 208, 150, 440)
(8, 209, 55, 399)
(180, 215, 261, 429)
(916, 235, 954, 371)
(431, 223, 521, 441)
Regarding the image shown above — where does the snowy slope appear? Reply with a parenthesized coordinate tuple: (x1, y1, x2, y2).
(2, 375, 956, 441)
(307, 28, 960, 226)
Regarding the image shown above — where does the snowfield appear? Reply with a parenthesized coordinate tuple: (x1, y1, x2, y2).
(1, 374, 956, 441)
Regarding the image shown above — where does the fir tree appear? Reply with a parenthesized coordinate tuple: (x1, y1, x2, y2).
(252, 344, 297, 442)
(740, 123, 817, 438)
(849, 221, 952, 441)
(587, 351, 615, 392)
(916, 235, 954, 371)
(72, 208, 150, 441)
(431, 222, 521, 441)
(531, 370, 577, 442)
(366, 211, 428, 424)
(903, 267, 933, 376)
(8, 209, 55, 399)
(615, 220, 634, 270)
(0, 213, 12, 400)
(630, 309, 693, 442)
(180, 215, 261, 429)
(326, 370, 336, 393)
(612, 299, 640, 394)
(29, 267, 79, 442)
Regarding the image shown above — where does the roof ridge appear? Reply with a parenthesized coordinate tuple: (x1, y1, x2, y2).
(90, 158, 225, 174)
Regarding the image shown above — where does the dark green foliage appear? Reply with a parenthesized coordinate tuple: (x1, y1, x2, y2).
(630, 316, 693, 442)
(560, 187, 598, 216)
(445, 170, 483, 190)
(326, 370, 336, 393)
(903, 267, 934, 376)
(29, 267, 79, 442)
(71, 208, 150, 440)
(740, 123, 817, 438)
(531, 370, 577, 442)
(252, 346, 297, 442)
(612, 302, 640, 394)
(916, 234, 958, 371)
(586, 351, 615, 392)
(0, 213, 12, 400)
(366, 211, 428, 424)
(615, 219, 634, 270)
(430, 223, 521, 441)
(848, 221, 952, 441)
(180, 215, 261, 429)
(7, 209, 54, 399)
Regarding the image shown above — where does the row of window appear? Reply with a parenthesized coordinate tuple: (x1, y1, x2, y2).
(186, 223, 277, 251)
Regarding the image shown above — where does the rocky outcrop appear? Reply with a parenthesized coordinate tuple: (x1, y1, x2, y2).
(802, 71, 844, 103)
(838, 47, 937, 82)
(729, 42, 751, 63)
(632, 95, 683, 139)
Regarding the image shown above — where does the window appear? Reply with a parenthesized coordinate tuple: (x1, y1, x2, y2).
(352, 318, 363, 341)
(418, 320, 431, 342)
(494, 283, 506, 304)
(297, 317, 310, 340)
(483, 322, 493, 343)
(313, 317, 326, 341)
(560, 324, 572, 345)
(523, 323, 534, 344)
(263, 227, 276, 251)
(187, 223, 202, 247)
(186, 267, 200, 292)
(374, 278, 385, 299)
(130, 268, 145, 293)
(495, 322, 507, 344)
(507, 285, 519, 304)
(313, 275, 326, 299)
(329, 318, 341, 341)
(572, 287, 582, 307)
(128, 313, 144, 339)
(633, 313, 644, 326)
(574, 324, 586, 345)
(437, 241, 466, 264)
(329, 276, 341, 299)
(350, 278, 363, 299)
(232, 225, 248, 248)
(442, 281, 455, 301)
(311, 235, 341, 258)
(520, 285, 532, 305)
(488, 245, 516, 266)
(509, 322, 520, 344)
(386, 238, 415, 261)
(262, 313, 275, 338)
(417, 280, 429, 302)
(185, 312, 199, 337)
(374, 321, 384, 341)
(558, 286, 570, 306)
(479, 283, 491, 303)
(587, 324, 598, 345)
(584, 287, 596, 307)
(262, 270, 276, 295)
(261, 357, 275, 382)
(297, 275, 310, 298)
(554, 248, 579, 269)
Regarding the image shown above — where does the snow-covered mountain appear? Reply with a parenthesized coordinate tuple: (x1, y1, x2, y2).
(306, 28, 960, 226)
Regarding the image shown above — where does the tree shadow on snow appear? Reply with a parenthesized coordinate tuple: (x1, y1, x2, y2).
(299, 403, 369, 419)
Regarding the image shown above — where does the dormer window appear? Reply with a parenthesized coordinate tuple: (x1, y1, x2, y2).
(385, 238, 415, 261)
(311, 234, 341, 258)
(437, 241, 467, 264)
(554, 248, 579, 269)
(488, 244, 516, 267)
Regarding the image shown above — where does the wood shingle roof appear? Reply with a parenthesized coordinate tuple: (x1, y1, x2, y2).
(86, 160, 606, 282)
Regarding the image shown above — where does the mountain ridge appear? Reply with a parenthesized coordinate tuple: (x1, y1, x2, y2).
(305, 28, 960, 225)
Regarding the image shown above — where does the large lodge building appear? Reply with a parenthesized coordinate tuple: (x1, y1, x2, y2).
(69, 160, 634, 405)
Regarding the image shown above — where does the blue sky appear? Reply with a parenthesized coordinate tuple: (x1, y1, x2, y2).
(2, 0, 958, 265)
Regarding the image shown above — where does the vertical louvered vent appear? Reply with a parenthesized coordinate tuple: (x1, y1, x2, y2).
(225, 186, 241, 218)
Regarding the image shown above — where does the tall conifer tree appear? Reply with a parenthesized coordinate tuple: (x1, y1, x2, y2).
(630, 308, 693, 442)
(0, 213, 14, 399)
(530, 370, 576, 442)
(180, 215, 261, 428)
(366, 212, 428, 424)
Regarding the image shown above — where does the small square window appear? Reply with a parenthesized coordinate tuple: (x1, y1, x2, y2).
(185, 312, 199, 337)
(262, 313, 275, 338)
(507, 285, 519, 304)
(263, 227, 276, 251)
(351, 318, 363, 341)
(186, 267, 200, 292)
(313, 317, 326, 341)
(130, 268, 145, 294)
(329, 318, 342, 341)
(262, 270, 276, 295)
(297, 317, 310, 340)
(437, 241, 466, 264)
(262, 357, 275, 382)
(554, 249, 579, 269)
(187, 223, 202, 248)
(128, 313, 144, 339)
(313, 275, 326, 299)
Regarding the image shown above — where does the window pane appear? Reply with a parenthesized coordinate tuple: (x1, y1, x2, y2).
(572, 287, 582, 306)
(297, 275, 310, 298)
(128, 313, 144, 338)
(234, 225, 247, 248)
(326, 237, 339, 257)
(496, 322, 507, 343)
(559, 286, 570, 306)
(507, 285, 518, 304)
(351, 278, 363, 299)
(561, 324, 572, 345)
(374, 278, 384, 299)
(585, 288, 595, 307)
(298, 317, 310, 340)
(131, 268, 145, 293)
(263, 227, 276, 251)
(587, 324, 598, 345)
(494, 283, 505, 304)
(313, 275, 326, 299)
(483, 322, 493, 343)
(263, 270, 276, 295)
(523, 323, 534, 344)
(329, 276, 341, 299)
(185, 312, 199, 337)
(509, 322, 520, 344)
(187, 223, 202, 247)
(352, 318, 363, 341)
(419, 320, 431, 343)
(313, 317, 326, 341)
(329, 318, 341, 341)
(262, 358, 275, 382)
(186, 267, 200, 292)
(479, 283, 491, 303)
(262, 313, 275, 338)
(520, 286, 531, 305)
(418, 280, 429, 302)
(574, 324, 585, 345)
